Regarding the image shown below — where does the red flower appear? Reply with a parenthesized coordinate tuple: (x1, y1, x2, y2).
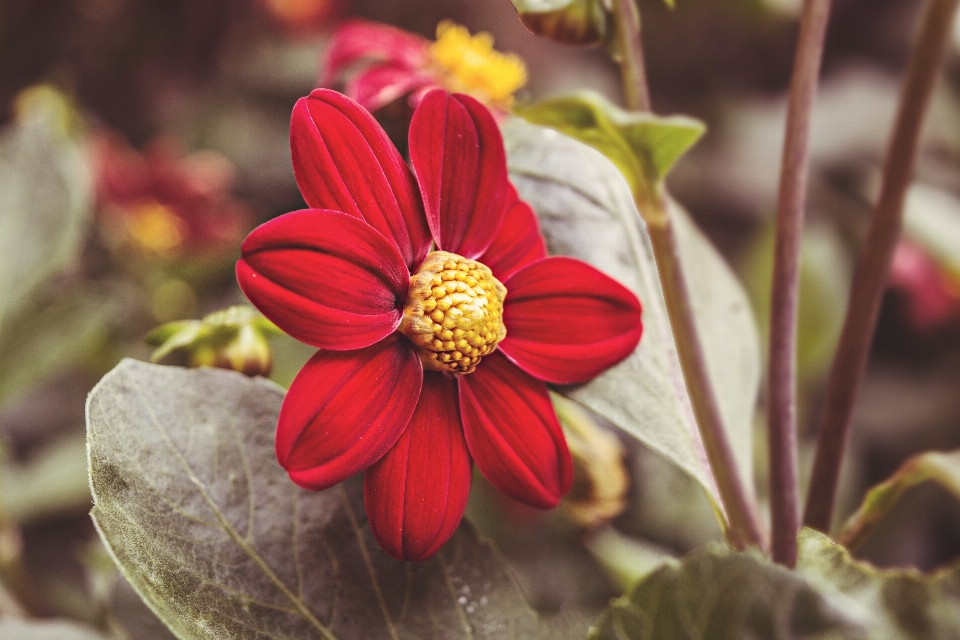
(889, 240, 960, 332)
(237, 89, 643, 561)
(322, 19, 526, 113)
(95, 134, 251, 259)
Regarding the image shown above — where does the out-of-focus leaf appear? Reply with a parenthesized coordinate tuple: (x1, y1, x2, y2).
(584, 527, 676, 590)
(740, 221, 850, 383)
(516, 92, 704, 207)
(590, 528, 960, 639)
(838, 450, 960, 551)
(503, 118, 759, 523)
(0, 86, 92, 332)
(512, 0, 612, 47)
(87, 360, 586, 640)
(0, 287, 119, 405)
(0, 432, 90, 523)
(0, 619, 108, 640)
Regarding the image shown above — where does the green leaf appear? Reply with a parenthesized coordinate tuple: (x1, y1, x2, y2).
(0, 619, 108, 640)
(0, 87, 92, 332)
(0, 286, 119, 405)
(87, 360, 585, 640)
(837, 449, 960, 551)
(503, 117, 759, 524)
(0, 432, 90, 523)
(591, 528, 960, 639)
(516, 92, 705, 205)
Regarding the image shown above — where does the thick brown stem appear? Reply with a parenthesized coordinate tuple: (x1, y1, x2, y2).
(767, 0, 833, 567)
(802, 0, 959, 533)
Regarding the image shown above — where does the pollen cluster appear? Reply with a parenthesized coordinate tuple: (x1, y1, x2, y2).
(400, 251, 507, 374)
(429, 21, 527, 107)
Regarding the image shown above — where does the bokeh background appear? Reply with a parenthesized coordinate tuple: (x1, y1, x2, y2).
(2, 0, 960, 633)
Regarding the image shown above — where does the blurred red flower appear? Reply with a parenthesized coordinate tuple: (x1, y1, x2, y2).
(94, 134, 251, 260)
(322, 19, 526, 113)
(237, 89, 643, 561)
(889, 240, 960, 332)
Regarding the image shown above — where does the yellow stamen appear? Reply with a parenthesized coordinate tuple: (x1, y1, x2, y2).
(399, 251, 507, 374)
(429, 21, 527, 108)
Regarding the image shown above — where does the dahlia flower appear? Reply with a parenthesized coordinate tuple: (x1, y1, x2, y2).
(237, 88, 642, 561)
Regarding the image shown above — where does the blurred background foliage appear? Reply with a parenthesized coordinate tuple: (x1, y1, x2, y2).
(2, 0, 960, 634)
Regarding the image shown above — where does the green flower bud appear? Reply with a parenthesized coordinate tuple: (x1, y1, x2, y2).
(512, 0, 612, 47)
(146, 306, 282, 377)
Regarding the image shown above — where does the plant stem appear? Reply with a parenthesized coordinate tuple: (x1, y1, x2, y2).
(802, 0, 959, 533)
(767, 0, 833, 568)
(613, 0, 651, 112)
(644, 194, 767, 550)
(612, 0, 765, 550)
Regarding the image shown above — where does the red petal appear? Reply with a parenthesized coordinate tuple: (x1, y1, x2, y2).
(408, 90, 509, 258)
(500, 257, 643, 384)
(345, 63, 437, 113)
(458, 352, 572, 508)
(364, 372, 471, 562)
(278, 335, 423, 490)
(290, 89, 430, 271)
(478, 190, 547, 282)
(323, 19, 430, 86)
(237, 209, 408, 350)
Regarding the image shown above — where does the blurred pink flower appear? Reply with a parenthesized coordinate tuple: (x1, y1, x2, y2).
(322, 19, 526, 113)
(888, 240, 960, 332)
(94, 133, 252, 260)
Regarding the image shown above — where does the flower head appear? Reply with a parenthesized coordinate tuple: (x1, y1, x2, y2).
(322, 19, 525, 113)
(95, 134, 251, 259)
(237, 88, 642, 561)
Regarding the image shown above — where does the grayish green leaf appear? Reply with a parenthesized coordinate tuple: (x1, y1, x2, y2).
(503, 118, 759, 520)
(0, 89, 92, 332)
(0, 619, 109, 640)
(88, 360, 585, 640)
(590, 529, 960, 639)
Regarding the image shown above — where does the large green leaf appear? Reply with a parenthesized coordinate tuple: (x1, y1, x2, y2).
(87, 360, 585, 640)
(0, 87, 92, 333)
(591, 528, 960, 639)
(503, 118, 759, 521)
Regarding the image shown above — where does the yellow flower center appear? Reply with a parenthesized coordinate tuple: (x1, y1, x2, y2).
(429, 21, 527, 108)
(399, 251, 507, 374)
(124, 200, 185, 255)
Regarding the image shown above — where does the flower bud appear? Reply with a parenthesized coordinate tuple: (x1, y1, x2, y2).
(146, 306, 281, 377)
(512, 0, 612, 47)
(552, 394, 629, 528)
